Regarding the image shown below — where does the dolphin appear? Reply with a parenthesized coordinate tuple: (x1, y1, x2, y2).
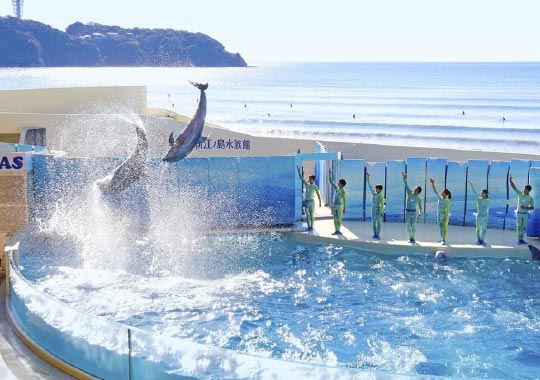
(163, 81, 208, 163)
(528, 244, 540, 260)
(96, 124, 148, 194)
(434, 250, 447, 264)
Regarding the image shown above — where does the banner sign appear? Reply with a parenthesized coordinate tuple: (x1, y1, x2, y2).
(0, 153, 32, 174)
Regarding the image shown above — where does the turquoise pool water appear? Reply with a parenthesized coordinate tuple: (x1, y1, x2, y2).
(17, 231, 540, 379)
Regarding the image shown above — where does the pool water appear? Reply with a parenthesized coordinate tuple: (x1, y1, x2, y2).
(18, 232, 540, 379)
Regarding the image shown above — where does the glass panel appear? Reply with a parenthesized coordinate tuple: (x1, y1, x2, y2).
(425, 158, 448, 224)
(446, 162, 467, 225)
(208, 157, 239, 227)
(527, 167, 540, 237)
(506, 159, 531, 231)
(365, 162, 385, 222)
(9, 266, 129, 379)
(31, 155, 56, 220)
(465, 160, 489, 226)
(172, 157, 210, 191)
(405, 158, 426, 222)
(130, 328, 397, 380)
(487, 161, 510, 230)
(340, 159, 364, 220)
(267, 156, 296, 225)
(238, 157, 269, 226)
(385, 160, 406, 222)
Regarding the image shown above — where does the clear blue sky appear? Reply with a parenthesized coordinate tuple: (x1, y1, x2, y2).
(2, 0, 539, 64)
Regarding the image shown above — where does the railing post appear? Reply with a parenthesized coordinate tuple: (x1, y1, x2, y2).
(128, 328, 133, 380)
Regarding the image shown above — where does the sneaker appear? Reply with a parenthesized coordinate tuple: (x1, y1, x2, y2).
(374, 235, 380, 240)
(518, 239, 527, 245)
(477, 240, 483, 245)
(331, 231, 339, 235)
(372, 234, 378, 239)
(441, 240, 446, 245)
(335, 231, 343, 235)
(409, 239, 416, 243)
(307, 227, 313, 231)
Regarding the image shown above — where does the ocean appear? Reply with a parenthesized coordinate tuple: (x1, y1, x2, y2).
(1, 62, 539, 154)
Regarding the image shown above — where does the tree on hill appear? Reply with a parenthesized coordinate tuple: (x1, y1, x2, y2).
(0, 17, 247, 67)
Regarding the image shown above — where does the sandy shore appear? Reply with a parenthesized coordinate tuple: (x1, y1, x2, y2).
(320, 139, 540, 162)
(205, 120, 540, 162)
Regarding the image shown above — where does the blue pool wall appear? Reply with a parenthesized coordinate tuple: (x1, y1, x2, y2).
(29, 154, 540, 234)
(30, 154, 300, 227)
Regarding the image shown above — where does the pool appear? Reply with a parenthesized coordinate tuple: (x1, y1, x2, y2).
(10, 229, 540, 379)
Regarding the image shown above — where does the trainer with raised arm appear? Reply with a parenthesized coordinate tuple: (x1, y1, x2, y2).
(367, 171, 384, 239)
(329, 169, 347, 235)
(430, 178, 451, 245)
(297, 166, 322, 232)
(469, 180, 491, 245)
(402, 172, 422, 243)
(509, 174, 534, 244)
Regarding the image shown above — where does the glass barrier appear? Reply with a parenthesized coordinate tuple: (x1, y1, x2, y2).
(446, 162, 467, 226)
(465, 160, 489, 226)
(238, 157, 271, 226)
(385, 160, 406, 222)
(487, 161, 510, 229)
(267, 156, 296, 225)
(30, 154, 534, 234)
(9, 255, 130, 379)
(340, 159, 364, 220)
(129, 327, 432, 380)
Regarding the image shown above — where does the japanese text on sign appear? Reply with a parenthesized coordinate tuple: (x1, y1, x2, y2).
(195, 138, 251, 150)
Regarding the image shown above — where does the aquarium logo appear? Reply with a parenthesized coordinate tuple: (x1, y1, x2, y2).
(0, 155, 25, 170)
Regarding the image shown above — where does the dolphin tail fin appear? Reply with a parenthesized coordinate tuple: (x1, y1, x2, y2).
(189, 81, 209, 91)
(168, 132, 175, 146)
(199, 136, 208, 144)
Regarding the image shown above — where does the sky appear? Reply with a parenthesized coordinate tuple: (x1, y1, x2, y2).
(1, 0, 539, 64)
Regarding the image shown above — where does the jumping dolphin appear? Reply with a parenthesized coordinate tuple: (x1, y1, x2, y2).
(96, 124, 148, 194)
(163, 81, 208, 163)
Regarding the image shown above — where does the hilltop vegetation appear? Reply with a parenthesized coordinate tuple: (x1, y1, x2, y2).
(0, 17, 247, 67)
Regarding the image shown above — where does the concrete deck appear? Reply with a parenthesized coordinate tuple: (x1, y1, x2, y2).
(292, 208, 539, 260)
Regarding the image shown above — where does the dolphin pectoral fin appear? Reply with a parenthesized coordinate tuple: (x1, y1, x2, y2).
(168, 132, 175, 146)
